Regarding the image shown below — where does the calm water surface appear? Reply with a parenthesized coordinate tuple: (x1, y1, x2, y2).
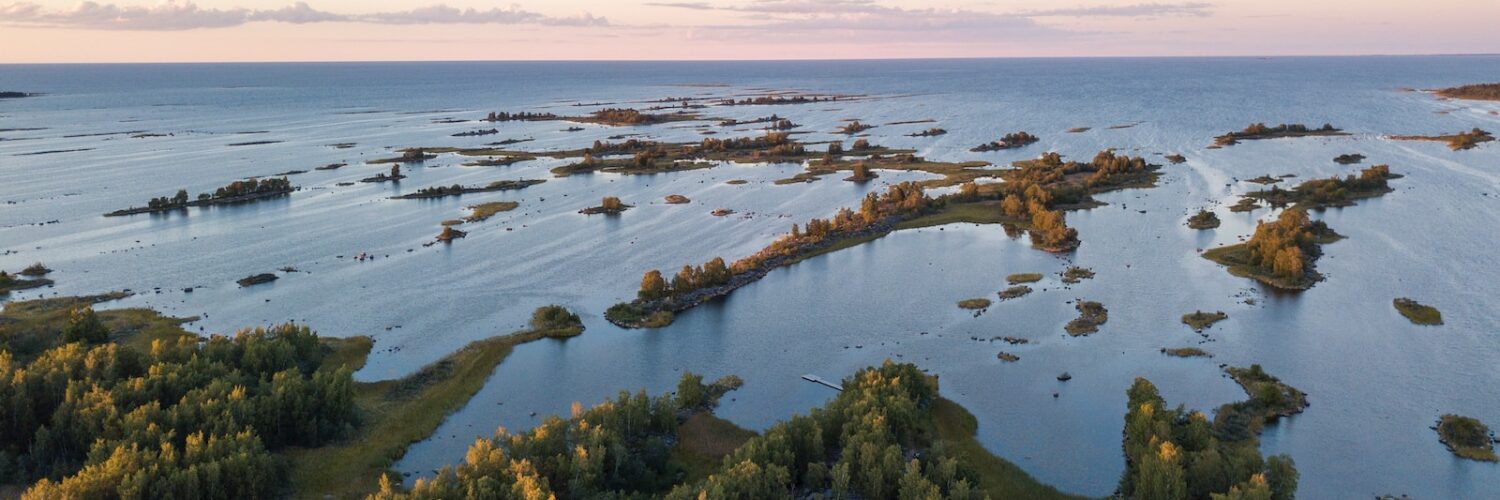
(2, 58, 1498, 498)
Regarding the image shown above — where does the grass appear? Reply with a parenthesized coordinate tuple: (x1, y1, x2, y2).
(465, 201, 519, 223)
(895, 201, 1011, 230)
(958, 298, 993, 310)
(670, 413, 759, 482)
(1437, 414, 1498, 462)
(288, 307, 586, 498)
(1060, 266, 1095, 284)
(998, 285, 1032, 301)
(1006, 273, 1043, 284)
(1162, 347, 1213, 358)
(1394, 298, 1443, 326)
(1182, 310, 1228, 332)
(0, 292, 193, 357)
(930, 398, 1088, 500)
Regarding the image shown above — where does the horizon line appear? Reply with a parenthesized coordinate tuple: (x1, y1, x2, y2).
(4, 52, 1500, 66)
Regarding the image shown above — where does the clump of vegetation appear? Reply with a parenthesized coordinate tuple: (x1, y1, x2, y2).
(1229, 197, 1261, 213)
(19, 262, 50, 276)
(1007, 273, 1043, 284)
(725, 179, 749, 185)
(580, 196, 633, 215)
(1391, 128, 1495, 150)
(1202, 209, 1340, 290)
(1213, 122, 1344, 147)
(1164, 154, 1187, 164)
(1245, 164, 1400, 210)
(436, 226, 466, 242)
(1436, 414, 1497, 461)
(360, 164, 407, 183)
(971, 131, 1039, 152)
(998, 285, 1032, 301)
(665, 194, 691, 204)
(908, 127, 947, 137)
(1187, 209, 1221, 229)
(1245, 175, 1282, 185)
(1162, 347, 1212, 358)
(1435, 82, 1500, 102)
(581, 107, 695, 126)
(108, 176, 296, 216)
(1028, 208, 1080, 252)
(1393, 298, 1443, 325)
(1065, 301, 1108, 336)
(1333, 153, 1365, 164)
(836, 120, 874, 134)
(237, 272, 278, 287)
(483, 111, 559, 122)
(844, 161, 878, 182)
(1060, 266, 1095, 284)
(1120, 368, 1302, 500)
(530, 305, 584, 337)
(958, 298, 993, 310)
(0, 270, 52, 294)
(463, 201, 519, 223)
(997, 352, 1020, 362)
(1182, 310, 1229, 332)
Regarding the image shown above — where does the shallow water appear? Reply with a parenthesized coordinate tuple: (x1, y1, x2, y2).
(2, 57, 1499, 498)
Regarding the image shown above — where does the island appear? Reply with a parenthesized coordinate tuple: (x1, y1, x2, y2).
(1161, 347, 1212, 358)
(1065, 300, 1108, 336)
(664, 194, 691, 204)
(971, 131, 1039, 152)
(436, 225, 467, 242)
(1239, 165, 1399, 210)
(958, 298, 992, 310)
(1007, 272, 1043, 284)
(1393, 298, 1443, 325)
(573, 107, 701, 126)
(1182, 310, 1228, 331)
(237, 273, 278, 287)
(1334, 153, 1366, 164)
(580, 196, 632, 215)
(1187, 209, 1221, 229)
(843, 161, 878, 182)
(1434, 82, 1500, 102)
(105, 176, 296, 217)
(391, 179, 545, 200)
(0, 269, 52, 294)
(0, 91, 34, 99)
(998, 285, 1032, 301)
(368, 148, 437, 164)
(1390, 128, 1494, 150)
(1164, 154, 1187, 164)
(1212, 123, 1347, 147)
(1060, 266, 1095, 283)
(836, 120, 874, 134)
(360, 165, 407, 183)
(461, 201, 519, 223)
(1436, 414, 1497, 461)
(907, 127, 947, 137)
(1202, 209, 1341, 290)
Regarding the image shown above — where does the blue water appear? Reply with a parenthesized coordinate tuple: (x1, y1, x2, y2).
(3, 57, 1499, 498)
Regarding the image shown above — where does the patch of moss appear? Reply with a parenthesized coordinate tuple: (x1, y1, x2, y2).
(1393, 298, 1443, 325)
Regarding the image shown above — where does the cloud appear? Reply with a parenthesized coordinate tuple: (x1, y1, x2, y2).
(0, 1, 607, 30)
(1020, 3, 1215, 18)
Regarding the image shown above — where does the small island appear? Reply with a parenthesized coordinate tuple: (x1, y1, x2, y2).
(573, 108, 701, 126)
(1240, 164, 1399, 211)
(1164, 154, 1187, 164)
(436, 226, 467, 242)
(105, 177, 296, 217)
(1391, 128, 1494, 151)
(1065, 300, 1108, 336)
(1060, 266, 1095, 284)
(0, 91, 35, 99)
(1212, 123, 1346, 147)
(1182, 310, 1228, 332)
(907, 128, 947, 137)
(836, 120, 874, 134)
(0, 270, 53, 294)
(1436, 414, 1497, 462)
(997, 285, 1032, 301)
(1162, 347, 1212, 358)
(392, 179, 545, 200)
(970, 131, 1039, 152)
(529, 305, 585, 338)
(1007, 273, 1043, 284)
(1393, 298, 1443, 325)
(664, 194, 691, 204)
(237, 273, 278, 287)
(360, 165, 407, 184)
(1202, 209, 1341, 290)
(1187, 209, 1221, 229)
(580, 196, 632, 215)
(997, 352, 1020, 362)
(843, 161, 879, 182)
(368, 148, 437, 164)
(957, 298, 992, 310)
(1334, 153, 1366, 165)
(1434, 82, 1500, 102)
(462, 201, 519, 223)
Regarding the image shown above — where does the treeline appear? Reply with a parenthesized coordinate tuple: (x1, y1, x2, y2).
(718, 95, 836, 106)
(588, 108, 662, 125)
(1121, 370, 1300, 500)
(1, 310, 354, 498)
(971, 131, 1039, 152)
(1243, 209, 1330, 282)
(380, 371, 743, 499)
(1435, 82, 1500, 101)
(138, 177, 295, 211)
(1214, 123, 1340, 146)
(1246, 165, 1396, 209)
(988, 150, 1157, 251)
(483, 111, 558, 122)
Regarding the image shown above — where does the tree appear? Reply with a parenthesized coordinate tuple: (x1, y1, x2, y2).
(676, 371, 705, 409)
(1137, 440, 1187, 500)
(639, 270, 667, 300)
(602, 196, 624, 211)
(61, 307, 108, 344)
(1265, 456, 1297, 500)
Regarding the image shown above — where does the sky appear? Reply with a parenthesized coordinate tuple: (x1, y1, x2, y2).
(1, 0, 1498, 63)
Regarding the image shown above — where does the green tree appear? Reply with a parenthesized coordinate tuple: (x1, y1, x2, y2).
(61, 307, 108, 344)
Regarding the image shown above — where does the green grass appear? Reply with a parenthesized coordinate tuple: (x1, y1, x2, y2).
(895, 201, 1011, 230)
(0, 292, 194, 357)
(930, 398, 1088, 500)
(670, 413, 759, 483)
(1394, 298, 1443, 326)
(288, 321, 581, 498)
(1006, 273, 1043, 284)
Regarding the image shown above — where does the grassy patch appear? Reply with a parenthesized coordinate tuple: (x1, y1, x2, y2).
(1182, 310, 1228, 332)
(1065, 301, 1108, 336)
(670, 413, 758, 482)
(998, 285, 1032, 301)
(288, 316, 582, 498)
(1437, 414, 1498, 462)
(895, 200, 1010, 230)
(1162, 347, 1213, 358)
(1060, 266, 1095, 284)
(958, 298, 993, 310)
(1394, 298, 1443, 326)
(1006, 273, 1043, 284)
(930, 398, 1087, 500)
(465, 201, 519, 223)
(0, 292, 192, 357)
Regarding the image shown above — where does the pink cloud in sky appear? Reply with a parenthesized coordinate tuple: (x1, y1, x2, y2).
(0, 0, 1497, 63)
